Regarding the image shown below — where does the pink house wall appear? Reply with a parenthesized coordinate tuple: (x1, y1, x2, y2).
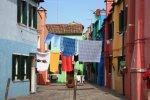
(125, 0, 150, 99)
(37, 7, 49, 85)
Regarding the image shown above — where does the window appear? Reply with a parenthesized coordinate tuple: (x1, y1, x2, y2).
(17, 0, 27, 25)
(29, 4, 37, 29)
(119, 10, 124, 33)
(109, 56, 112, 73)
(17, 0, 37, 29)
(118, 56, 125, 75)
(124, 7, 128, 31)
(12, 54, 31, 81)
(108, 21, 114, 39)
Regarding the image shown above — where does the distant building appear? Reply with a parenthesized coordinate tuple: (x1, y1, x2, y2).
(0, 0, 44, 99)
(46, 22, 84, 83)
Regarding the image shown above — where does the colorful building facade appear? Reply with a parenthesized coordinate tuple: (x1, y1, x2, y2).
(124, 0, 150, 100)
(0, 0, 43, 99)
(112, 0, 124, 94)
(46, 23, 84, 83)
(104, 0, 113, 89)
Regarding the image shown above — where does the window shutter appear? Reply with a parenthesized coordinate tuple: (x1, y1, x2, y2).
(59, 64, 62, 74)
(112, 21, 114, 39)
(33, 7, 37, 29)
(121, 10, 124, 32)
(119, 12, 121, 33)
(12, 55, 16, 80)
(124, 7, 128, 30)
(17, 0, 21, 23)
(29, 4, 32, 27)
(18, 55, 22, 80)
(23, 1, 27, 25)
(21, 56, 25, 80)
(26, 56, 31, 79)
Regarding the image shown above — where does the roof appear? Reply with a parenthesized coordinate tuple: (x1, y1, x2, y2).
(34, 0, 44, 2)
(38, 7, 47, 11)
(46, 23, 84, 35)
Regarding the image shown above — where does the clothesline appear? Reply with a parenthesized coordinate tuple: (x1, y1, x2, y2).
(44, 33, 102, 63)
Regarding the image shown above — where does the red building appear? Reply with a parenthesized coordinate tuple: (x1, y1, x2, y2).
(104, 0, 113, 89)
(124, 0, 150, 100)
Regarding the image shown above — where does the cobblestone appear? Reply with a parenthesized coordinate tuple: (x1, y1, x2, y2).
(8, 83, 125, 100)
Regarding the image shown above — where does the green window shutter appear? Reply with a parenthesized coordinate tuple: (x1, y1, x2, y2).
(119, 12, 121, 33)
(121, 10, 124, 32)
(17, 0, 21, 23)
(112, 21, 114, 38)
(124, 7, 128, 30)
(21, 56, 25, 80)
(33, 7, 37, 29)
(29, 4, 32, 27)
(59, 64, 62, 74)
(108, 23, 112, 39)
(22, 1, 27, 25)
(12, 55, 16, 80)
(26, 56, 31, 79)
(18, 55, 22, 80)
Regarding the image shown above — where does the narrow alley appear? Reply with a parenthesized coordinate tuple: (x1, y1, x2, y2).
(8, 83, 124, 100)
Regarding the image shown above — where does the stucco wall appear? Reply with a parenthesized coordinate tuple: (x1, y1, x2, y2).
(112, 2, 123, 94)
(0, 40, 37, 99)
(0, 0, 37, 99)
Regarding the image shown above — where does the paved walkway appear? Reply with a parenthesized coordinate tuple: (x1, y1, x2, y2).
(9, 83, 125, 100)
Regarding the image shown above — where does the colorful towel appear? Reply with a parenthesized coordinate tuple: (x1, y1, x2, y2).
(53, 35, 60, 47)
(45, 33, 54, 45)
(78, 40, 102, 62)
(61, 55, 73, 72)
(50, 52, 60, 73)
(60, 37, 76, 56)
(36, 52, 50, 71)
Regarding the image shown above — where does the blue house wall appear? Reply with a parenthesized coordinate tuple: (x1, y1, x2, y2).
(0, 0, 37, 99)
(97, 10, 106, 86)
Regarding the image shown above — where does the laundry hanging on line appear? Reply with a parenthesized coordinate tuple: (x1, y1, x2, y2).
(36, 52, 50, 71)
(78, 40, 102, 62)
(60, 37, 77, 56)
(61, 55, 73, 72)
(50, 52, 60, 73)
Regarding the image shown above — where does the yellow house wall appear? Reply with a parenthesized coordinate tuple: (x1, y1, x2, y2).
(112, 2, 123, 94)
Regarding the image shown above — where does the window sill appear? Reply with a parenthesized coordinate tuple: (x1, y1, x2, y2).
(29, 27, 37, 31)
(12, 79, 29, 83)
(17, 23, 27, 28)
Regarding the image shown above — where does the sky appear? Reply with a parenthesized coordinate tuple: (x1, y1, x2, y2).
(39, 0, 105, 32)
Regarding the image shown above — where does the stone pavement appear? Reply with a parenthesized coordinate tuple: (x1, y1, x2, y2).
(8, 83, 125, 100)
